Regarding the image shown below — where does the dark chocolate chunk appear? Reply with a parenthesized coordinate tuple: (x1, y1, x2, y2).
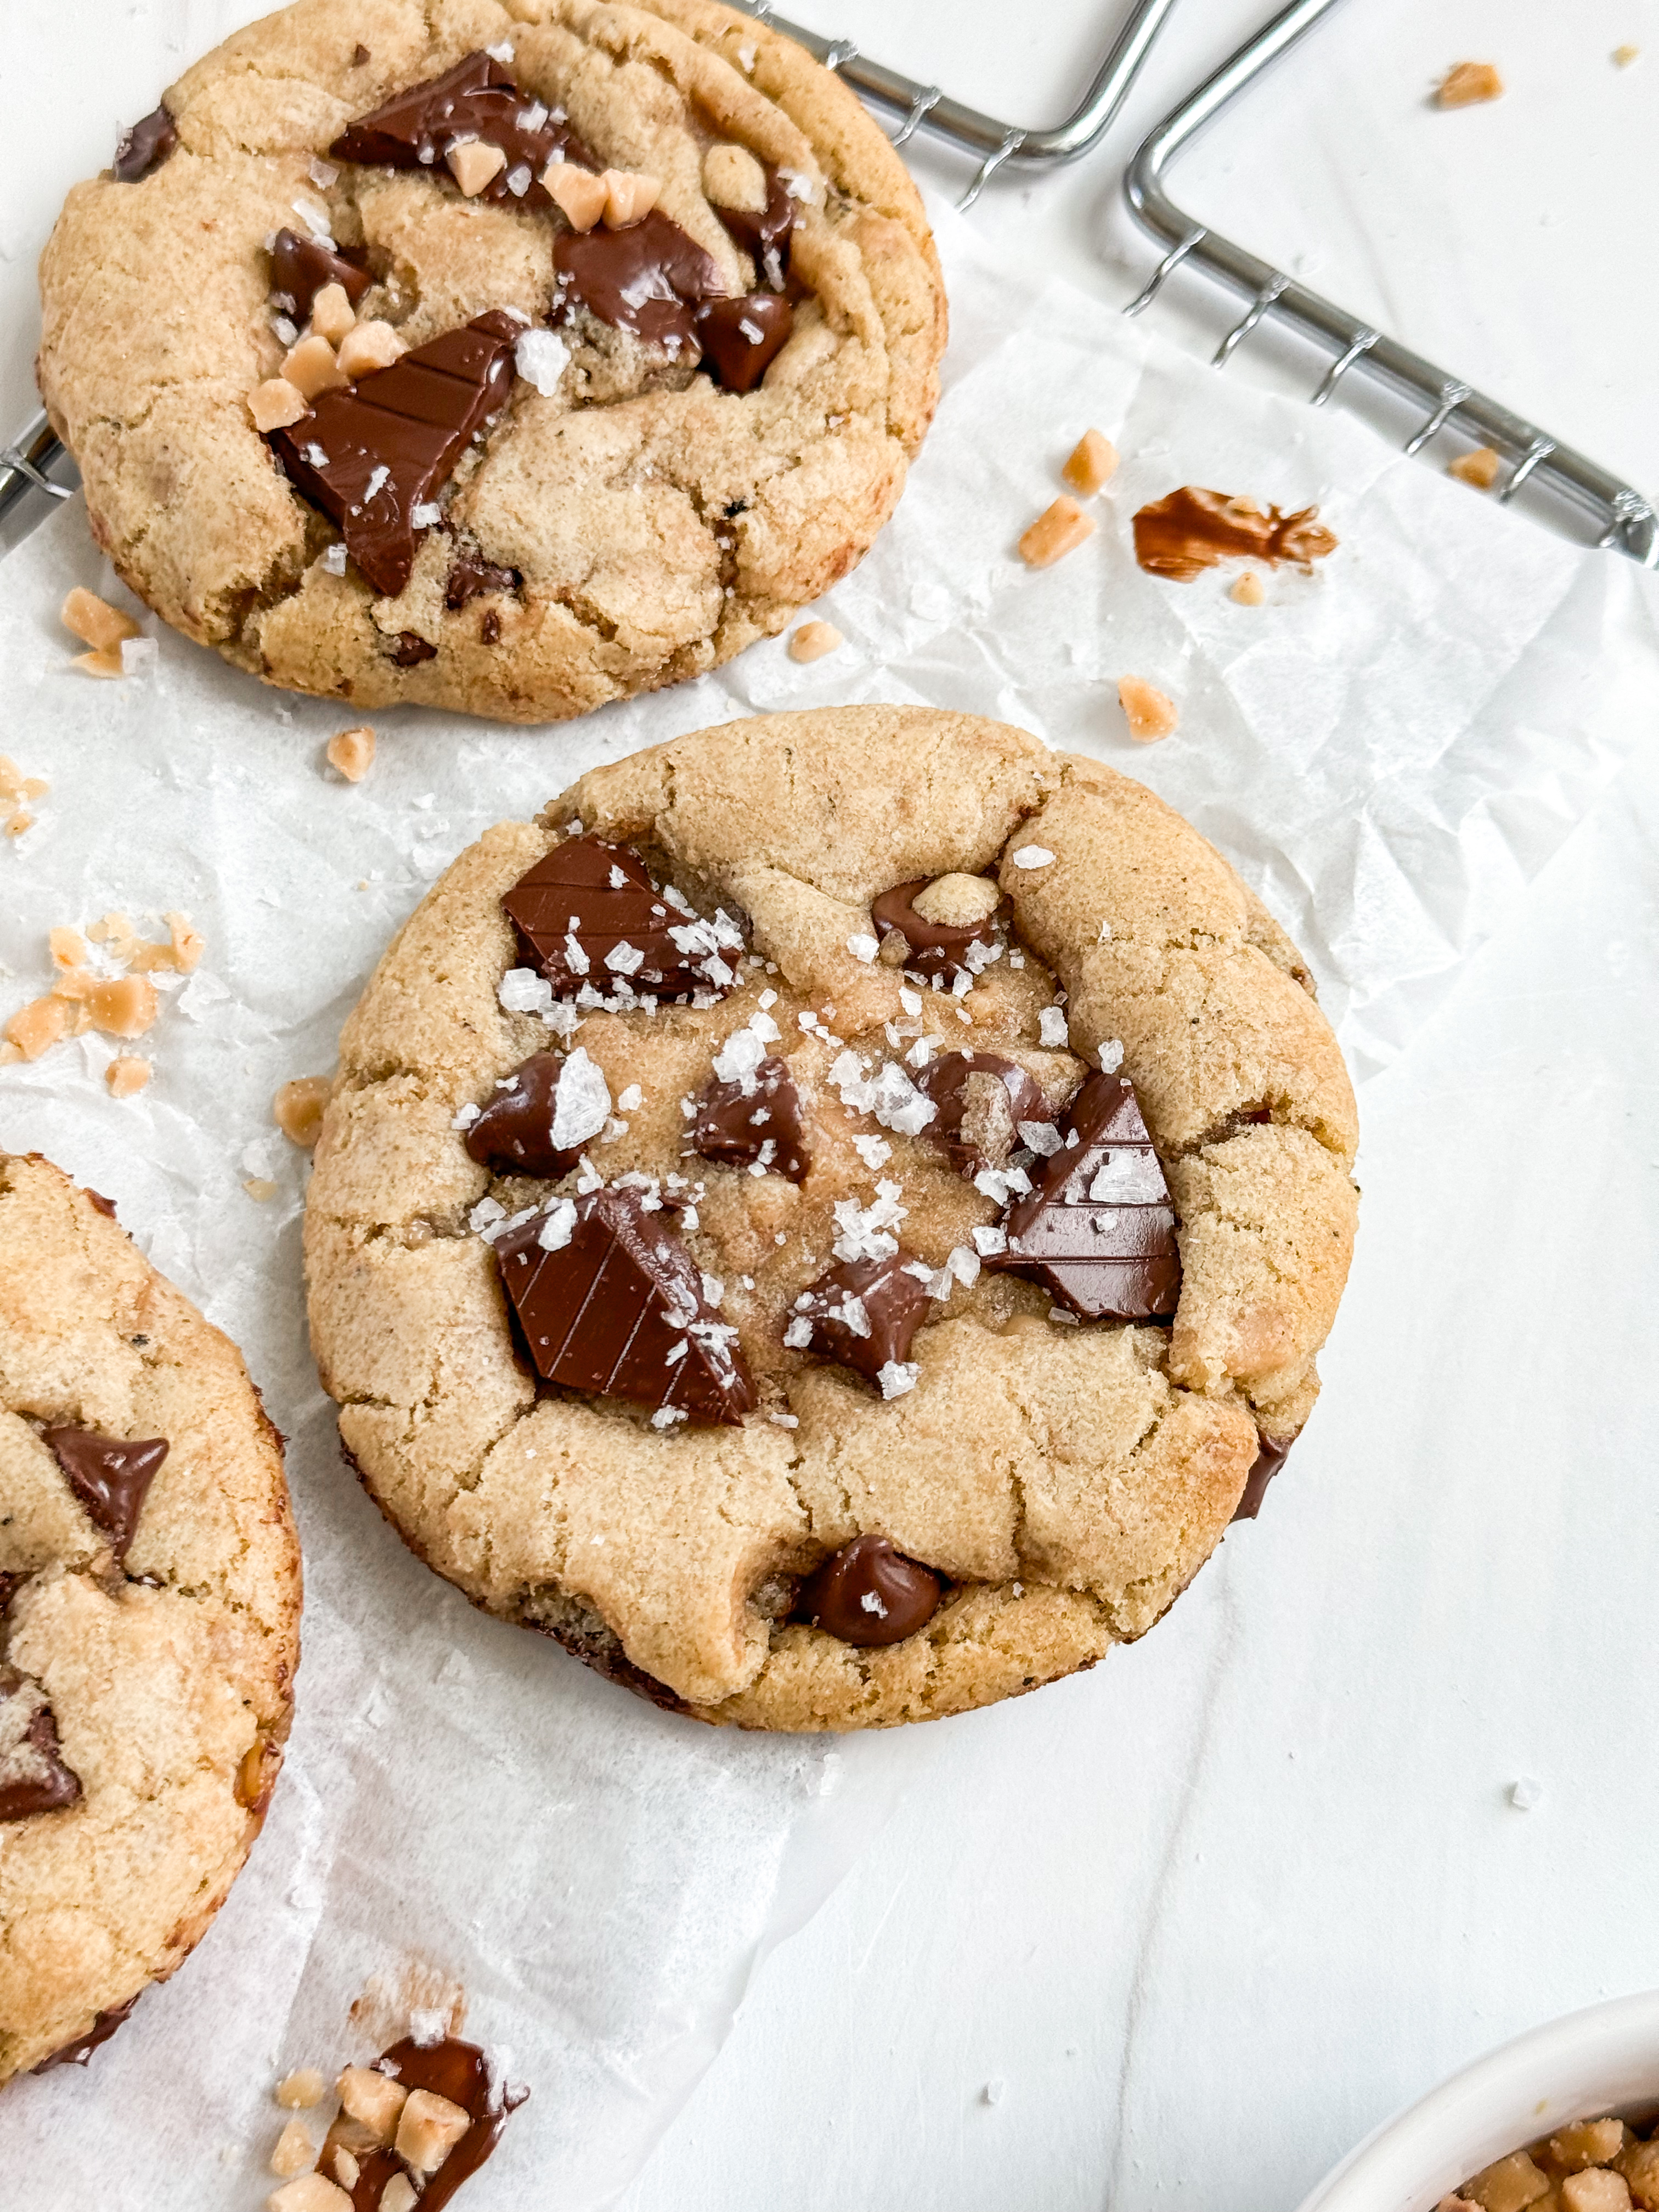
(390, 630, 437, 666)
(502, 834, 742, 1000)
(917, 1051, 1049, 1176)
(991, 1071, 1181, 1322)
(794, 1534, 941, 1647)
(693, 293, 793, 393)
(331, 50, 594, 208)
(465, 1051, 583, 1180)
(113, 105, 176, 184)
(1233, 1433, 1293, 1522)
(329, 2036, 527, 2212)
(268, 227, 372, 322)
(713, 166, 796, 287)
(692, 1054, 808, 1181)
(445, 549, 521, 608)
(0, 1667, 82, 1822)
(44, 1426, 168, 1564)
(554, 208, 724, 357)
(495, 1187, 754, 1425)
(788, 1251, 933, 1390)
(871, 879, 1002, 982)
(31, 1993, 140, 2074)
(267, 310, 521, 597)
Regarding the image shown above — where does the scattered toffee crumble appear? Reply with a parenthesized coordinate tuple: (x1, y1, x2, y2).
(1441, 2111, 1659, 2212)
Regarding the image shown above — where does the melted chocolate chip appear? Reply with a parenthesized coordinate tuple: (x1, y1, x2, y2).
(794, 1534, 941, 1647)
(331, 51, 594, 209)
(84, 1187, 119, 1219)
(789, 1251, 932, 1389)
(692, 1055, 808, 1181)
(502, 835, 741, 1000)
(1132, 487, 1339, 582)
(269, 227, 372, 322)
(331, 2036, 527, 2212)
(267, 311, 521, 597)
(713, 167, 796, 286)
(113, 105, 176, 184)
(917, 1051, 1049, 1176)
(465, 1052, 583, 1180)
(1233, 1433, 1293, 1522)
(554, 208, 724, 357)
(391, 630, 437, 667)
(496, 1187, 754, 1425)
(44, 1427, 168, 1564)
(445, 550, 521, 609)
(694, 293, 793, 393)
(31, 1993, 139, 2074)
(871, 880, 1002, 982)
(0, 1667, 82, 1822)
(991, 1071, 1180, 1322)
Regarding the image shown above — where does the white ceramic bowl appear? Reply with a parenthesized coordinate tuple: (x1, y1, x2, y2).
(1297, 1991, 1659, 2212)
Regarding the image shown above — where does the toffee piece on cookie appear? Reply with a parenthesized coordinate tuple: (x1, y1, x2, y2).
(794, 1534, 941, 1649)
(331, 50, 595, 208)
(691, 1053, 809, 1182)
(43, 1426, 167, 1564)
(268, 227, 371, 322)
(501, 835, 742, 1000)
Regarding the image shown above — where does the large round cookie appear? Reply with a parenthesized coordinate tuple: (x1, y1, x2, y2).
(304, 708, 1358, 1730)
(0, 1157, 300, 2083)
(37, 0, 945, 723)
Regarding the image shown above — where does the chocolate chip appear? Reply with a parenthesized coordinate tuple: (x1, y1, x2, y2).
(391, 630, 437, 666)
(794, 1534, 941, 1647)
(692, 1054, 808, 1181)
(871, 879, 1001, 982)
(496, 1187, 753, 1425)
(789, 1251, 932, 1389)
(1233, 1433, 1293, 1522)
(445, 549, 521, 609)
(267, 311, 521, 597)
(0, 1667, 82, 1822)
(351, 42, 371, 66)
(917, 1051, 1048, 1176)
(329, 2036, 527, 2212)
(465, 1052, 583, 1180)
(991, 1071, 1180, 1321)
(268, 227, 372, 321)
(693, 292, 793, 393)
(112, 105, 176, 184)
(502, 834, 741, 1001)
(30, 1993, 140, 2075)
(44, 1426, 168, 1564)
(713, 166, 796, 286)
(331, 50, 595, 209)
(554, 208, 725, 357)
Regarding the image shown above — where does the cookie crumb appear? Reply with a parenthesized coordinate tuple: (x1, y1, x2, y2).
(1435, 61, 1503, 106)
(275, 2069, 327, 2110)
(447, 139, 508, 196)
(1061, 429, 1118, 496)
(1613, 43, 1640, 66)
(1448, 445, 1502, 489)
(249, 379, 310, 433)
(602, 169, 662, 227)
(326, 725, 376, 782)
(0, 753, 48, 838)
(274, 1075, 332, 1148)
(1118, 675, 1178, 743)
(1018, 495, 1095, 568)
(269, 2119, 315, 2177)
(703, 143, 768, 212)
(61, 586, 140, 655)
(547, 163, 608, 230)
(105, 1056, 152, 1099)
(1229, 571, 1266, 606)
(788, 619, 843, 663)
(336, 320, 406, 379)
(4, 996, 73, 1059)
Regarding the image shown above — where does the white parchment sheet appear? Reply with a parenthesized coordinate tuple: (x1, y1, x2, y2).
(2, 199, 1655, 2209)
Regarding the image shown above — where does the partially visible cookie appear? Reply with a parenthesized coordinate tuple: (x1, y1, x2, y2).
(0, 1156, 300, 2084)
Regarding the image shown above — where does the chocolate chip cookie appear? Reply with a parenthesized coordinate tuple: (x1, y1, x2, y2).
(304, 707, 1358, 1730)
(37, 0, 946, 723)
(0, 1156, 300, 2083)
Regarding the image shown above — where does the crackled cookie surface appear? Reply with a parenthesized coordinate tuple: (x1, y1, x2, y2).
(304, 707, 1358, 1731)
(37, 0, 945, 723)
(0, 1156, 300, 2083)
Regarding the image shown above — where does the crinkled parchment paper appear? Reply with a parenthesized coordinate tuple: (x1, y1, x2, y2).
(1, 199, 1655, 2209)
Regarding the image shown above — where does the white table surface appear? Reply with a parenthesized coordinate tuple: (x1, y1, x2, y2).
(4, 5, 1658, 2209)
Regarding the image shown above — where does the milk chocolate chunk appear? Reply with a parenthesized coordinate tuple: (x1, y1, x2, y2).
(113, 105, 176, 184)
(0, 1667, 82, 1822)
(331, 50, 594, 208)
(31, 1993, 140, 2073)
(790, 1251, 932, 1388)
(465, 1051, 582, 1180)
(692, 1055, 808, 1181)
(992, 1071, 1181, 1321)
(554, 209, 724, 356)
(267, 311, 521, 597)
(1233, 1433, 1293, 1522)
(1132, 487, 1338, 582)
(268, 227, 372, 321)
(694, 293, 793, 393)
(328, 2035, 526, 2212)
(445, 549, 520, 608)
(502, 834, 741, 1000)
(917, 1051, 1049, 1176)
(794, 1534, 941, 1647)
(44, 1426, 168, 1563)
(496, 1187, 753, 1425)
(871, 879, 1001, 982)
(714, 166, 797, 286)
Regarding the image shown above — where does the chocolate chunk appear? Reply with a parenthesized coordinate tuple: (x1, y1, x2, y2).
(330, 2036, 527, 2212)
(502, 834, 742, 1000)
(480, 608, 501, 645)
(496, 1187, 754, 1425)
(267, 310, 521, 597)
(331, 51, 594, 209)
(917, 1051, 1049, 1176)
(465, 1051, 583, 1180)
(1233, 1434, 1293, 1522)
(714, 166, 796, 286)
(0, 1572, 22, 1613)
(692, 1054, 808, 1181)
(44, 1426, 168, 1564)
(391, 630, 437, 666)
(0, 1667, 82, 1822)
(113, 105, 176, 184)
(1132, 487, 1339, 582)
(991, 1071, 1180, 1321)
(789, 1251, 933, 1389)
(268, 227, 372, 321)
(31, 1994, 139, 2075)
(871, 879, 1001, 982)
(554, 208, 724, 357)
(445, 549, 521, 608)
(694, 293, 793, 393)
(794, 1534, 941, 1647)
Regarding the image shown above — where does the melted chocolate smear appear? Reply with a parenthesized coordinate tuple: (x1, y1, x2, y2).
(496, 1187, 754, 1425)
(871, 880, 1001, 983)
(794, 1534, 941, 1647)
(338, 2036, 527, 2212)
(694, 293, 793, 394)
(1233, 1434, 1293, 1522)
(791, 1251, 932, 1389)
(391, 630, 437, 667)
(917, 1051, 1048, 1177)
(445, 550, 521, 610)
(269, 227, 372, 322)
(502, 835, 739, 1000)
(331, 51, 595, 210)
(992, 1071, 1181, 1322)
(713, 166, 796, 286)
(554, 208, 724, 357)
(113, 106, 176, 184)
(465, 1051, 583, 1180)
(44, 1427, 168, 1564)
(1132, 487, 1339, 583)
(31, 1993, 139, 2074)
(692, 1054, 809, 1182)
(0, 1667, 83, 1822)
(267, 311, 521, 598)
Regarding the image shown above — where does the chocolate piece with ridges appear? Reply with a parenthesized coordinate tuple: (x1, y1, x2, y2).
(502, 835, 741, 1000)
(554, 209, 724, 357)
(1132, 487, 1338, 582)
(269, 227, 372, 322)
(694, 294, 793, 393)
(464, 1051, 582, 1180)
(44, 1426, 168, 1564)
(330, 2035, 527, 2212)
(714, 165, 797, 286)
(871, 879, 1001, 982)
(267, 311, 521, 597)
(445, 550, 521, 609)
(917, 1051, 1049, 1176)
(113, 106, 176, 184)
(331, 50, 595, 209)
(692, 1054, 809, 1181)
(0, 1667, 82, 1822)
(1233, 1433, 1293, 1522)
(992, 1071, 1181, 1321)
(794, 1533, 941, 1647)
(31, 1993, 140, 2074)
(495, 1187, 753, 1425)
(790, 1251, 932, 1388)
